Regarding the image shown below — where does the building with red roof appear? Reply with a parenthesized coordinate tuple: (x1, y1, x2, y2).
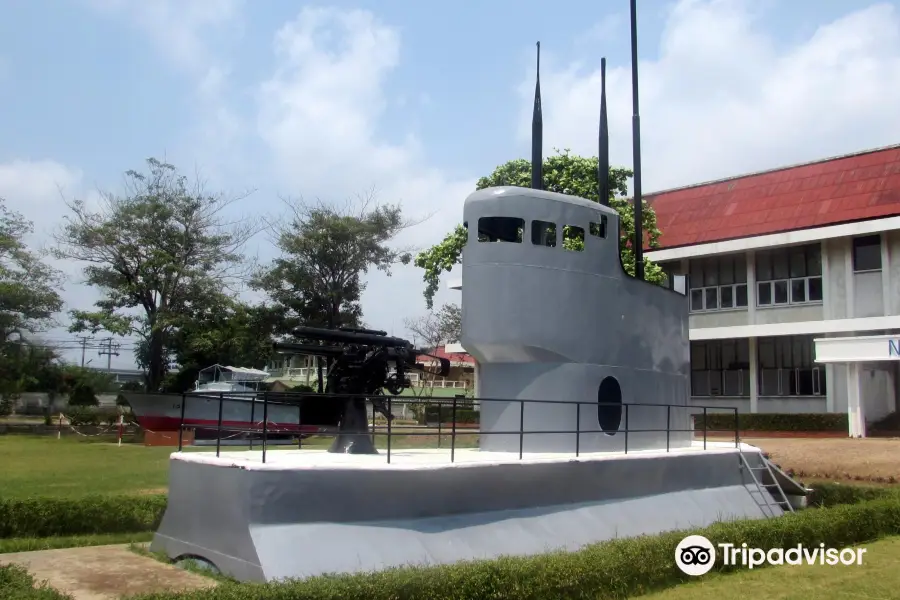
(643, 144, 900, 434)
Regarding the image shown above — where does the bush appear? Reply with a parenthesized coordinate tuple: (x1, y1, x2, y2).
(130, 494, 900, 600)
(694, 412, 847, 433)
(65, 406, 121, 427)
(0, 494, 167, 538)
(68, 383, 99, 407)
(0, 564, 70, 600)
(807, 481, 900, 507)
(0, 395, 12, 417)
(421, 405, 479, 425)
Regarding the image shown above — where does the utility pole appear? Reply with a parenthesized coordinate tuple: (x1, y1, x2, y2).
(97, 337, 120, 371)
(75, 335, 94, 367)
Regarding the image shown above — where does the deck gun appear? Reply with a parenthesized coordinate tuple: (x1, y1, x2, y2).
(272, 325, 451, 454)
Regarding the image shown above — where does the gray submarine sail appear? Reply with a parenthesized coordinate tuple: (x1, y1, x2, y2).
(460, 42, 692, 453)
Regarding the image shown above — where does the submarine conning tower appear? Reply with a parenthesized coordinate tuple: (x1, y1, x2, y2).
(460, 186, 693, 453)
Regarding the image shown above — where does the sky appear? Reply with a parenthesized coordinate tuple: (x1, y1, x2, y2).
(2, 0, 900, 370)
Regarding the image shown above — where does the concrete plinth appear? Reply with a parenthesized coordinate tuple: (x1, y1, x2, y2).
(151, 443, 802, 583)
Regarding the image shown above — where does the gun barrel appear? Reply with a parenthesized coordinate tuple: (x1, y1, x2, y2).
(339, 326, 388, 336)
(292, 326, 411, 348)
(272, 342, 344, 357)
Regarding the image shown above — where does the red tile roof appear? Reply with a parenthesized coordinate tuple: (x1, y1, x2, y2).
(417, 345, 475, 365)
(645, 144, 900, 250)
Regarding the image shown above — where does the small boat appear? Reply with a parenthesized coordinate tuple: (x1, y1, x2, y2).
(122, 365, 328, 437)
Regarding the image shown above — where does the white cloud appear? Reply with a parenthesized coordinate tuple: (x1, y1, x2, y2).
(519, 0, 900, 192)
(0, 160, 138, 368)
(253, 7, 475, 327)
(66, 0, 900, 352)
(83, 0, 247, 185)
(83, 0, 243, 74)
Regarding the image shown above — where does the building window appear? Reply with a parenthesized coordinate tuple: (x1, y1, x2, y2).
(757, 335, 824, 396)
(688, 254, 748, 312)
(756, 243, 822, 307)
(690, 339, 750, 397)
(852, 234, 882, 272)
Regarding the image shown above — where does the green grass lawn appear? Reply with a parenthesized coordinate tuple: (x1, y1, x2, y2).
(645, 536, 900, 600)
(0, 432, 479, 499)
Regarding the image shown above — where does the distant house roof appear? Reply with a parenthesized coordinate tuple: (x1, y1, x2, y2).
(417, 345, 476, 366)
(645, 144, 900, 250)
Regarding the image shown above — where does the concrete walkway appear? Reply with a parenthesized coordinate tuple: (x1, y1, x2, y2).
(0, 544, 217, 600)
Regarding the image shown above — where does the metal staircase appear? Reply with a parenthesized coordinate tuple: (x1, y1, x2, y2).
(739, 452, 795, 517)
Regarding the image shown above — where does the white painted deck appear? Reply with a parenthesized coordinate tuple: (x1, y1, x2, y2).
(171, 440, 759, 471)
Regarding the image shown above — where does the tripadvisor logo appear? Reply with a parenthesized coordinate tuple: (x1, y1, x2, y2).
(675, 535, 867, 576)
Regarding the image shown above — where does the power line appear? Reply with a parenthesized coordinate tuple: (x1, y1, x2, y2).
(97, 337, 121, 372)
(75, 335, 94, 367)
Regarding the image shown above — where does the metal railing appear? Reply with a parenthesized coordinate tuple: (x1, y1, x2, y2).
(174, 391, 740, 464)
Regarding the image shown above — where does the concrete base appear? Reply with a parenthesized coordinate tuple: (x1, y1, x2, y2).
(151, 443, 803, 583)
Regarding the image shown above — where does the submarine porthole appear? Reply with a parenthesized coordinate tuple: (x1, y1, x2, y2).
(597, 376, 622, 436)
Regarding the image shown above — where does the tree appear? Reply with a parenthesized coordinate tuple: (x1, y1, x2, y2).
(68, 383, 99, 407)
(53, 158, 260, 392)
(0, 201, 65, 410)
(413, 150, 666, 308)
(252, 193, 413, 333)
(404, 303, 462, 349)
(160, 295, 283, 393)
(0, 342, 60, 413)
(0, 198, 65, 341)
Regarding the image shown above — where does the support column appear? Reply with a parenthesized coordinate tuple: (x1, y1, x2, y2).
(882, 231, 892, 316)
(748, 337, 759, 414)
(845, 238, 856, 318)
(888, 363, 897, 416)
(846, 362, 866, 438)
(746, 251, 756, 323)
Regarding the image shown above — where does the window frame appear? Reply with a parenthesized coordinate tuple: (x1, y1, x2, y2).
(688, 254, 748, 313)
(755, 243, 823, 308)
(852, 234, 882, 272)
(756, 335, 824, 397)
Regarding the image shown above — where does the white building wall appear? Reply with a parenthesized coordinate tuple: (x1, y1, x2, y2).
(660, 227, 900, 421)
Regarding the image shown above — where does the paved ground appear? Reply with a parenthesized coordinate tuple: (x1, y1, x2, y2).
(0, 544, 217, 600)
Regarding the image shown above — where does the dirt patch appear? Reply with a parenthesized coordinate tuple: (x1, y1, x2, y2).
(133, 487, 168, 495)
(0, 544, 216, 600)
(741, 437, 900, 483)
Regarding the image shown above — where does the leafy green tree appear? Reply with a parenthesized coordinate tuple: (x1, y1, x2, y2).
(252, 195, 413, 332)
(0, 198, 64, 341)
(160, 296, 283, 393)
(68, 382, 99, 407)
(0, 200, 65, 408)
(52, 158, 260, 392)
(414, 150, 665, 308)
(58, 365, 116, 395)
(0, 342, 60, 411)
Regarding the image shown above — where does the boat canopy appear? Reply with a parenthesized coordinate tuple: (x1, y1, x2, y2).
(198, 364, 270, 384)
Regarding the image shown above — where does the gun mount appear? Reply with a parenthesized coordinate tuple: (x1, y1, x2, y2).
(273, 325, 451, 454)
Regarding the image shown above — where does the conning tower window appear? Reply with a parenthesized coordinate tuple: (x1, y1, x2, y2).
(531, 220, 556, 247)
(478, 217, 524, 243)
(589, 215, 607, 238)
(563, 225, 585, 252)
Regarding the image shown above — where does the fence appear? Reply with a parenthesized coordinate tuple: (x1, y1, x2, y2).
(173, 391, 739, 464)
